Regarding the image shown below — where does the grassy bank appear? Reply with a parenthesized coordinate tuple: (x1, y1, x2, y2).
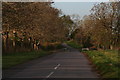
(83, 50, 119, 78)
(2, 50, 50, 69)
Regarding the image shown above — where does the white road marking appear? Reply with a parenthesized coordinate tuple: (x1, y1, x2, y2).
(46, 64, 61, 78)
(46, 72, 54, 78)
(54, 64, 60, 70)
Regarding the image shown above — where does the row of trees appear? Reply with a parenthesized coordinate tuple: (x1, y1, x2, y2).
(2, 2, 73, 53)
(3, 2, 119, 53)
(73, 2, 120, 50)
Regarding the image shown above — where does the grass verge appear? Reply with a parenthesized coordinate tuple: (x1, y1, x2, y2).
(3, 50, 51, 69)
(3, 43, 64, 69)
(83, 50, 119, 78)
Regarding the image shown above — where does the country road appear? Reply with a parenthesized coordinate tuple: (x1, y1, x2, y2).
(3, 44, 99, 80)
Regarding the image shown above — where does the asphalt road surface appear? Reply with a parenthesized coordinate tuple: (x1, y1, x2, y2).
(3, 44, 99, 80)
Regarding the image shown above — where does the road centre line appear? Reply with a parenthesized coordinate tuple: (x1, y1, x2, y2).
(54, 64, 60, 70)
(46, 72, 54, 78)
(46, 64, 61, 78)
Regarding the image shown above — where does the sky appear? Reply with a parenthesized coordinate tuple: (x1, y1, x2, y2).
(2, 0, 111, 2)
(52, 2, 97, 18)
(52, 0, 110, 2)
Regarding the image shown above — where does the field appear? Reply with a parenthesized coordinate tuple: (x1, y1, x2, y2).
(83, 50, 119, 78)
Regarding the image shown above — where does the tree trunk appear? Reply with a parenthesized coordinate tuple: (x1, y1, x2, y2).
(13, 40, 16, 52)
(6, 32, 9, 53)
(110, 45, 113, 50)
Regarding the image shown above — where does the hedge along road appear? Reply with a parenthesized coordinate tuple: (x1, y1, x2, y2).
(3, 43, 99, 79)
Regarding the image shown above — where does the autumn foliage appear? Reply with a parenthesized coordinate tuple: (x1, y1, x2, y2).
(2, 2, 68, 53)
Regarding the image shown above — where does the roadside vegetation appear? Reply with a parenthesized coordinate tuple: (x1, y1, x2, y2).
(83, 50, 119, 78)
(3, 43, 63, 69)
(66, 40, 82, 50)
(3, 50, 48, 69)
(66, 41, 119, 78)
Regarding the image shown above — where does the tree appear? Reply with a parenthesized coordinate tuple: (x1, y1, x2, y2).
(74, 2, 120, 49)
(60, 15, 74, 39)
(2, 2, 67, 53)
(90, 2, 120, 49)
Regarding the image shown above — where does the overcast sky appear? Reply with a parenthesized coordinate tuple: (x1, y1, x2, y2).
(52, 0, 110, 2)
(52, 2, 98, 18)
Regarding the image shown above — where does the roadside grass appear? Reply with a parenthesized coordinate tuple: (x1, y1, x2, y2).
(3, 43, 64, 69)
(83, 50, 119, 78)
(66, 41, 119, 78)
(66, 40, 82, 50)
(2, 50, 50, 69)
